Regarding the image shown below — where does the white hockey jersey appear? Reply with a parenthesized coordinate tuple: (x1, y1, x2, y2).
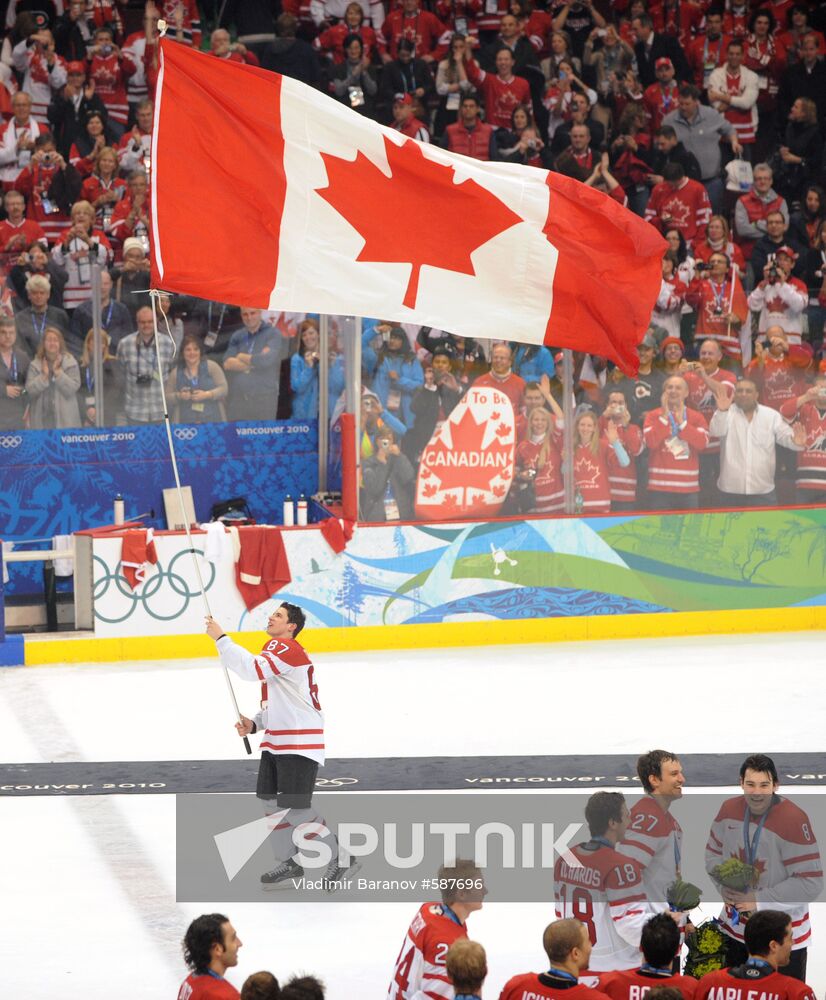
(705, 795, 823, 949)
(620, 796, 683, 915)
(216, 634, 325, 764)
(387, 902, 467, 1000)
(554, 840, 648, 972)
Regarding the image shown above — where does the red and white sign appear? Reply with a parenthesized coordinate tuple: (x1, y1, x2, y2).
(415, 387, 516, 520)
(150, 41, 665, 373)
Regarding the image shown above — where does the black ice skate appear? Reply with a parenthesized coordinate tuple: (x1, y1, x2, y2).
(260, 856, 304, 890)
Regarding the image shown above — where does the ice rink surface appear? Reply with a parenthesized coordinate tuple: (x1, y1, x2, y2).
(2, 630, 826, 998)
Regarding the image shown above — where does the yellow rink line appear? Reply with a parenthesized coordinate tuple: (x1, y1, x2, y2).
(23, 604, 826, 665)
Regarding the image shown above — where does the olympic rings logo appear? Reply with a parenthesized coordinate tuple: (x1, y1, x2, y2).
(173, 427, 198, 441)
(92, 547, 216, 624)
(314, 777, 359, 787)
(0, 435, 22, 448)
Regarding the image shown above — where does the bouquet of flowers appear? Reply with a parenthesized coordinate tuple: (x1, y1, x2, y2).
(710, 857, 760, 924)
(666, 877, 703, 912)
(684, 919, 728, 979)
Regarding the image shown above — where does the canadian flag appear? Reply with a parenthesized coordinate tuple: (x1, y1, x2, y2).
(150, 41, 664, 373)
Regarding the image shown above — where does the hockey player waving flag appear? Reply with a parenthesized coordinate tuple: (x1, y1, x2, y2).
(149, 39, 664, 374)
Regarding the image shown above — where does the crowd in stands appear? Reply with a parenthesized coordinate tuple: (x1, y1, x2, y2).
(0, 1, 825, 521)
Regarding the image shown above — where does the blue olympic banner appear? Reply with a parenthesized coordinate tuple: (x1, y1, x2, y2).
(0, 420, 318, 597)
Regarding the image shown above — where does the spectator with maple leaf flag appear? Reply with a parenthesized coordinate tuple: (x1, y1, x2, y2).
(684, 251, 748, 364)
(643, 375, 709, 508)
(463, 45, 532, 129)
(644, 162, 711, 243)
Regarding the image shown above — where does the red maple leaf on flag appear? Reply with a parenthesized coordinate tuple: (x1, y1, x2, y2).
(315, 136, 523, 310)
(424, 405, 513, 497)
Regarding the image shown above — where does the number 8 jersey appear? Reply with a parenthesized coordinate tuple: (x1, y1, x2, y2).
(216, 634, 325, 764)
(554, 840, 648, 972)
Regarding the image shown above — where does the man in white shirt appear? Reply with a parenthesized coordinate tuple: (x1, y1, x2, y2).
(710, 379, 805, 505)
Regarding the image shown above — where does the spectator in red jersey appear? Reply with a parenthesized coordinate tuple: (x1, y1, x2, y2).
(707, 39, 759, 157)
(722, 0, 750, 41)
(748, 246, 809, 345)
(445, 939, 487, 1000)
(0, 189, 46, 263)
(0, 92, 46, 190)
(179, 913, 242, 1000)
(513, 0, 552, 58)
(643, 374, 709, 508)
(553, 122, 597, 182)
(315, 2, 377, 64)
(86, 26, 129, 137)
(464, 45, 531, 129)
(644, 161, 711, 243)
(160, 0, 202, 49)
(573, 408, 630, 513)
(513, 403, 565, 513)
(240, 971, 280, 1000)
(13, 131, 81, 246)
(686, 6, 729, 89)
(599, 913, 698, 1000)
(80, 145, 126, 234)
(444, 94, 497, 160)
(685, 250, 748, 363)
(745, 326, 809, 410)
(693, 216, 746, 278)
(710, 377, 805, 506)
(778, 5, 826, 66)
(732, 163, 789, 260)
(387, 860, 485, 1000)
(391, 93, 431, 141)
(473, 342, 526, 410)
(68, 109, 111, 178)
(327, 35, 378, 116)
(209, 29, 260, 66)
(643, 56, 679, 133)
(599, 390, 644, 510)
(379, 0, 447, 64)
(696, 910, 818, 998)
(109, 168, 149, 247)
(780, 374, 826, 504)
(499, 918, 613, 1000)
